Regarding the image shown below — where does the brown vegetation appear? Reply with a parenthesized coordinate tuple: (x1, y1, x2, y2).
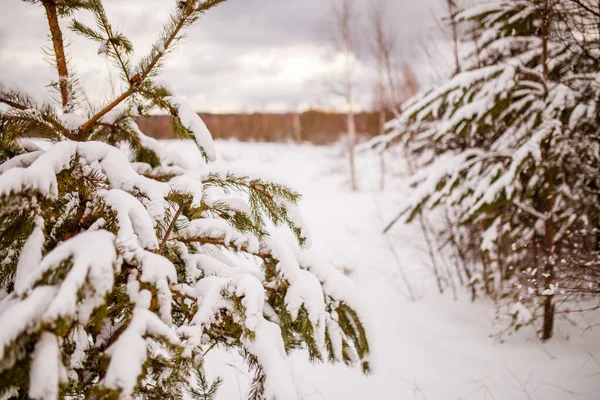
(136, 109, 387, 144)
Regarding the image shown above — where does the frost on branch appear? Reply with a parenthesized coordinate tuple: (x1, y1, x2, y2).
(0, 0, 370, 398)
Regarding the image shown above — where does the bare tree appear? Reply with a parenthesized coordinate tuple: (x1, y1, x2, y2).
(368, 0, 396, 190)
(291, 109, 302, 143)
(326, 0, 360, 191)
(446, 0, 461, 75)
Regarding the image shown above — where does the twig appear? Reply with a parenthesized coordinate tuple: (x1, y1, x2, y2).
(505, 365, 535, 400)
(460, 383, 496, 400)
(579, 322, 600, 340)
(540, 382, 591, 397)
(535, 341, 557, 360)
(159, 205, 184, 254)
(374, 193, 417, 301)
(0, 97, 74, 140)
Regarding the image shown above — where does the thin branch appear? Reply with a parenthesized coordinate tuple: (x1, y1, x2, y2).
(79, 1, 211, 134)
(0, 98, 27, 111)
(0, 96, 75, 139)
(513, 199, 548, 221)
(159, 205, 184, 254)
(93, 0, 132, 82)
(567, 0, 600, 18)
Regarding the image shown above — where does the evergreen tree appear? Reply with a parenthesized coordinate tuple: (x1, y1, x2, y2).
(374, 0, 600, 339)
(0, 1, 371, 398)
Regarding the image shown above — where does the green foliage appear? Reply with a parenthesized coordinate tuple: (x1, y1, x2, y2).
(188, 368, 223, 400)
(0, 91, 64, 146)
(70, 0, 134, 82)
(0, 190, 39, 289)
(203, 172, 307, 246)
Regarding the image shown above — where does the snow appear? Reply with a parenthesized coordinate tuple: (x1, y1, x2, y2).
(13, 216, 45, 293)
(29, 332, 63, 400)
(184, 274, 300, 399)
(139, 251, 177, 324)
(98, 40, 109, 55)
(164, 139, 600, 400)
(168, 96, 217, 162)
(100, 188, 159, 251)
(0, 286, 56, 362)
(154, 38, 166, 54)
(0, 230, 117, 366)
(205, 191, 251, 216)
(0, 141, 170, 222)
(169, 172, 204, 207)
(39, 231, 117, 323)
(58, 112, 86, 131)
(0, 150, 42, 174)
(103, 308, 179, 397)
(242, 317, 298, 400)
(99, 186, 178, 325)
(176, 218, 260, 254)
(69, 326, 90, 370)
(0, 141, 76, 198)
(262, 236, 325, 324)
(128, 119, 195, 170)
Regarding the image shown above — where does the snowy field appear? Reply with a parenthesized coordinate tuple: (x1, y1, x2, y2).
(166, 139, 600, 400)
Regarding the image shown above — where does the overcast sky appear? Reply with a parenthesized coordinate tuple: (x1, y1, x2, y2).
(0, 0, 453, 112)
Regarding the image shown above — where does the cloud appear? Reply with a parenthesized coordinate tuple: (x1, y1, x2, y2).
(0, 0, 450, 112)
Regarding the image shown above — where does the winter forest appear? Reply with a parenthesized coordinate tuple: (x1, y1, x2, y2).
(0, 0, 599, 399)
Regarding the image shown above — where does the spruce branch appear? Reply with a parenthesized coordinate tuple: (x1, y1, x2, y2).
(0, 92, 73, 140)
(79, 0, 226, 135)
(188, 368, 222, 400)
(74, 0, 133, 81)
(203, 172, 306, 244)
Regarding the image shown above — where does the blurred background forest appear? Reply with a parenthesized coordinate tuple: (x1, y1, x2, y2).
(136, 110, 384, 143)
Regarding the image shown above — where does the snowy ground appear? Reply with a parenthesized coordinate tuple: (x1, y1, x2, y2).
(168, 139, 600, 400)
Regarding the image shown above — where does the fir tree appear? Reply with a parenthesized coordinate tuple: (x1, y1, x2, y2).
(373, 0, 600, 339)
(0, 1, 371, 398)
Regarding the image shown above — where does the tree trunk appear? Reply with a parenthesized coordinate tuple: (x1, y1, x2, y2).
(541, 170, 556, 340)
(347, 108, 357, 191)
(292, 111, 302, 143)
(539, 0, 555, 341)
(541, 0, 550, 80)
(541, 215, 556, 340)
(42, 0, 71, 112)
(378, 94, 386, 191)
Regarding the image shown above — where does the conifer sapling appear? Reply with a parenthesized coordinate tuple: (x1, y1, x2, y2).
(0, 1, 372, 398)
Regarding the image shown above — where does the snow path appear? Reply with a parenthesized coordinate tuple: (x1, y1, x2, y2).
(169, 140, 600, 400)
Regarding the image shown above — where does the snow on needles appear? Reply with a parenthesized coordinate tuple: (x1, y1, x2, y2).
(0, 231, 117, 365)
(169, 96, 217, 162)
(103, 308, 179, 397)
(0, 134, 371, 398)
